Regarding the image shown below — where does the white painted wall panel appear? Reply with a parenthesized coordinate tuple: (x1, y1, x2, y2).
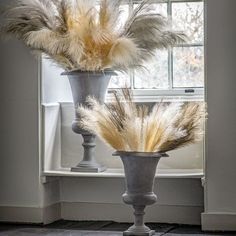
(0, 38, 41, 207)
(202, 0, 236, 230)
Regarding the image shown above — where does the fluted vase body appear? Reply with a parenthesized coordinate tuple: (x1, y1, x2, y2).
(113, 151, 167, 236)
(62, 70, 117, 172)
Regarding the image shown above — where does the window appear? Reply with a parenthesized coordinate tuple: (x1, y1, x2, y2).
(108, 0, 204, 99)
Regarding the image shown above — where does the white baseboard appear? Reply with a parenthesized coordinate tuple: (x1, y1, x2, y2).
(201, 212, 236, 231)
(0, 206, 43, 224)
(42, 203, 61, 224)
(0, 203, 61, 225)
(62, 202, 203, 225)
(0, 202, 202, 225)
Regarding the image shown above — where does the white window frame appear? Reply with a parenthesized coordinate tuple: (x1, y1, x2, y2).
(108, 0, 205, 102)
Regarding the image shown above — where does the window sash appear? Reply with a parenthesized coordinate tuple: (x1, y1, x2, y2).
(108, 0, 204, 97)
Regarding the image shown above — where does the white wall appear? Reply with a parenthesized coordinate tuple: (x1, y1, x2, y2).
(60, 177, 203, 225)
(0, 1, 60, 223)
(0, 38, 41, 208)
(202, 0, 236, 231)
(41, 58, 72, 103)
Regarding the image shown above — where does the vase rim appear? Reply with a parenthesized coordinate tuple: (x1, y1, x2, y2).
(112, 151, 168, 158)
(61, 69, 118, 76)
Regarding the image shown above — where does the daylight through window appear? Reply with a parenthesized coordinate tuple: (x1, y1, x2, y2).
(109, 0, 204, 97)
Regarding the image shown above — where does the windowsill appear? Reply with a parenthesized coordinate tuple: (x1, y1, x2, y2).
(106, 95, 204, 103)
(42, 94, 204, 105)
(42, 168, 204, 178)
(106, 88, 204, 103)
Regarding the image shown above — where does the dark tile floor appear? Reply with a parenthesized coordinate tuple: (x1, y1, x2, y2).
(0, 221, 235, 236)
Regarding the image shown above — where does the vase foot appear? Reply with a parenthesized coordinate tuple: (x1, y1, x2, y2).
(123, 230, 155, 236)
(71, 165, 106, 173)
(123, 225, 155, 236)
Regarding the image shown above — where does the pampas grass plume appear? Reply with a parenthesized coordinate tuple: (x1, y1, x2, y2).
(78, 89, 206, 153)
(1, 0, 187, 72)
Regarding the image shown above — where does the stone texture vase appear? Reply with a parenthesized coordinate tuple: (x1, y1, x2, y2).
(62, 70, 117, 172)
(113, 151, 168, 236)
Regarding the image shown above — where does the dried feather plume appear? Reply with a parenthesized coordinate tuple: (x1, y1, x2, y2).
(0, 0, 187, 72)
(78, 89, 206, 153)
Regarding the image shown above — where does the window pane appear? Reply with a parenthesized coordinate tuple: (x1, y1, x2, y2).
(108, 4, 130, 89)
(109, 72, 131, 89)
(173, 46, 204, 88)
(129, 3, 168, 90)
(172, 2, 204, 44)
(134, 50, 169, 89)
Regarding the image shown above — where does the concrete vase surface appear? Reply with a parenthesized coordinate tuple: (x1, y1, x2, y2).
(113, 151, 168, 236)
(62, 70, 117, 172)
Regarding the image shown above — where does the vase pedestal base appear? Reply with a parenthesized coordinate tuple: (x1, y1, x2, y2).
(71, 165, 106, 173)
(123, 227, 155, 236)
(70, 133, 106, 173)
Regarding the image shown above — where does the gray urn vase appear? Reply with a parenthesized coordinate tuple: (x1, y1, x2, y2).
(62, 70, 117, 172)
(113, 151, 168, 236)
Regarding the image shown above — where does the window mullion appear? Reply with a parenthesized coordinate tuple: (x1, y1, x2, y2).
(132, 71, 135, 90)
(167, 0, 174, 90)
(129, 0, 134, 90)
(169, 49, 174, 90)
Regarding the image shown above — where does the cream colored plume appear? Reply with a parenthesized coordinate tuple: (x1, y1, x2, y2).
(78, 89, 206, 153)
(1, 0, 187, 72)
